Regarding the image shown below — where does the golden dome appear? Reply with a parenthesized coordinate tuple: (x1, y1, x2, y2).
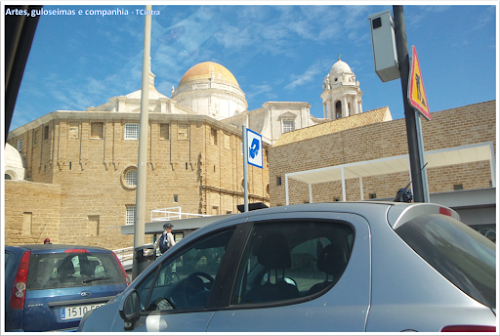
(179, 61, 239, 87)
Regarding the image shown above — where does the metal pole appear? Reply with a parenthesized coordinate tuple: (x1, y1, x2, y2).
(393, 5, 425, 202)
(341, 167, 346, 201)
(285, 175, 289, 205)
(242, 125, 248, 212)
(415, 112, 430, 202)
(132, 5, 152, 280)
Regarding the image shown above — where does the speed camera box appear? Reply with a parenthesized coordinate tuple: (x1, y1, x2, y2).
(368, 10, 400, 82)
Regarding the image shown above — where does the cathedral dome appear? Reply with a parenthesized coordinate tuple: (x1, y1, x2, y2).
(173, 61, 247, 120)
(179, 61, 240, 87)
(4, 142, 25, 180)
(330, 59, 353, 75)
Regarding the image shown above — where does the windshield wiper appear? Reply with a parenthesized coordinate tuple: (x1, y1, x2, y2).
(82, 276, 110, 284)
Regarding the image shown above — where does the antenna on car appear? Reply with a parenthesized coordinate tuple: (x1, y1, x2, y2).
(395, 162, 428, 202)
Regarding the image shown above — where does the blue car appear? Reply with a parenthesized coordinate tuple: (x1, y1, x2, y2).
(4, 244, 129, 332)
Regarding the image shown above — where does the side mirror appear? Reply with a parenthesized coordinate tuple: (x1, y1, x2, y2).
(119, 290, 141, 331)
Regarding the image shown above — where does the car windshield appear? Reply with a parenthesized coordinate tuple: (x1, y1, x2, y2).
(395, 214, 496, 310)
(27, 252, 126, 290)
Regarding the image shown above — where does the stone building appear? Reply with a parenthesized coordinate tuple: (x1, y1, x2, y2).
(269, 100, 496, 237)
(6, 57, 495, 249)
(5, 62, 277, 249)
(6, 59, 361, 249)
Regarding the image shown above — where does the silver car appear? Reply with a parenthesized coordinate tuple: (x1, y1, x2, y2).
(78, 202, 496, 332)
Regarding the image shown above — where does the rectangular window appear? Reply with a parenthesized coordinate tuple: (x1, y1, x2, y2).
(88, 215, 99, 236)
(27, 252, 126, 290)
(178, 124, 189, 141)
(68, 123, 79, 139)
(126, 205, 136, 225)
(34, 129, 40, 144)
(369, 193, 377, 199)
(91, 122, 104, 139)
(277, 176, 282, 186)
(44, 125, 49, 140)
(22, 212, 32, 236)
(211, 127, 218, 145)
(282, 120, 294, 133)
(159, 123, 170, 140)
(212, 206, 219, 216)
(174, 194, 178, 203)
(125, 123, 139, 140)
(454, 184, 463, 190)
(17, 138, 23, 151)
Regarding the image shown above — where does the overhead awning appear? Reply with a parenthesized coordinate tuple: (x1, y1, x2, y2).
(285, 142, 496, 204)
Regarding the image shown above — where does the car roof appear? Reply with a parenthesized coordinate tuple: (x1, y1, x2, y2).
(192, 201, 459, 236)
(217, 201, 396, 222)
(5, 244, 113, 253)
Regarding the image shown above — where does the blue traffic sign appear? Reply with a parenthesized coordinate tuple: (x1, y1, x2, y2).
(247, 128, 263, 169)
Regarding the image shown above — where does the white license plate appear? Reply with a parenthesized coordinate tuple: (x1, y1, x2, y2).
(60, 303, 104, 320)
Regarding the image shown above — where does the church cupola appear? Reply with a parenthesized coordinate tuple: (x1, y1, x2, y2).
(321, 56, 363, 120)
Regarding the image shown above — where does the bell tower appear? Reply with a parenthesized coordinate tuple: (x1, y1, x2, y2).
(321, 56, 363, 120)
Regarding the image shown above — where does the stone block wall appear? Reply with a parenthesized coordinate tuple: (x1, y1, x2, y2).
(270, 101, 496, 206)
(4, 180, 61, 245)
(6, 114, 269, 250)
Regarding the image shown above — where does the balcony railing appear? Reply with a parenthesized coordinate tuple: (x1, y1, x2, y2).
(150, 206, 210, 222)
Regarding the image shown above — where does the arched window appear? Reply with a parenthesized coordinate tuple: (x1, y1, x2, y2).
(335, 101, 342, 119)
(5, 174, 12, 180)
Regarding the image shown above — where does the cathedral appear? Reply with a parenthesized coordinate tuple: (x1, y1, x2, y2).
(5, 57, 374, 249)
(6, 56, 495, 249)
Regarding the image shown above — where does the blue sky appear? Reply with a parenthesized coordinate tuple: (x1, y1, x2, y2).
(6, 3, 498, 131)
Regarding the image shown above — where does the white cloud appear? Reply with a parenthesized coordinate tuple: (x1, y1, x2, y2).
(284, 63, 324, 90)
(450, 39, 469, 48)
(246, 84, 273, 100)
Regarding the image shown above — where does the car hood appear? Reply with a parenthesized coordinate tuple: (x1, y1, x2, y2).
(78, 295, 122, 332)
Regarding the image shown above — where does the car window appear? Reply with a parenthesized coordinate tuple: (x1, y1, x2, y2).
(136, 228, 235, 312)
(395, 214, 496, 310)
(27, 252, 126, 290)
(5, 251, 12, 278)
(230, 219, 354, 306)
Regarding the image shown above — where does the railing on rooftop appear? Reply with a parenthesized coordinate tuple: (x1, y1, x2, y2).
(150, 206, 210, 222)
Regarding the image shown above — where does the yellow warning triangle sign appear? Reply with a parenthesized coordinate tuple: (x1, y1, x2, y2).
(408, 46, 431, 120)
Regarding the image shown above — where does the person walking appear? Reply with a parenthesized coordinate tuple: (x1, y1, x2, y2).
(154, 222, 176, 254)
